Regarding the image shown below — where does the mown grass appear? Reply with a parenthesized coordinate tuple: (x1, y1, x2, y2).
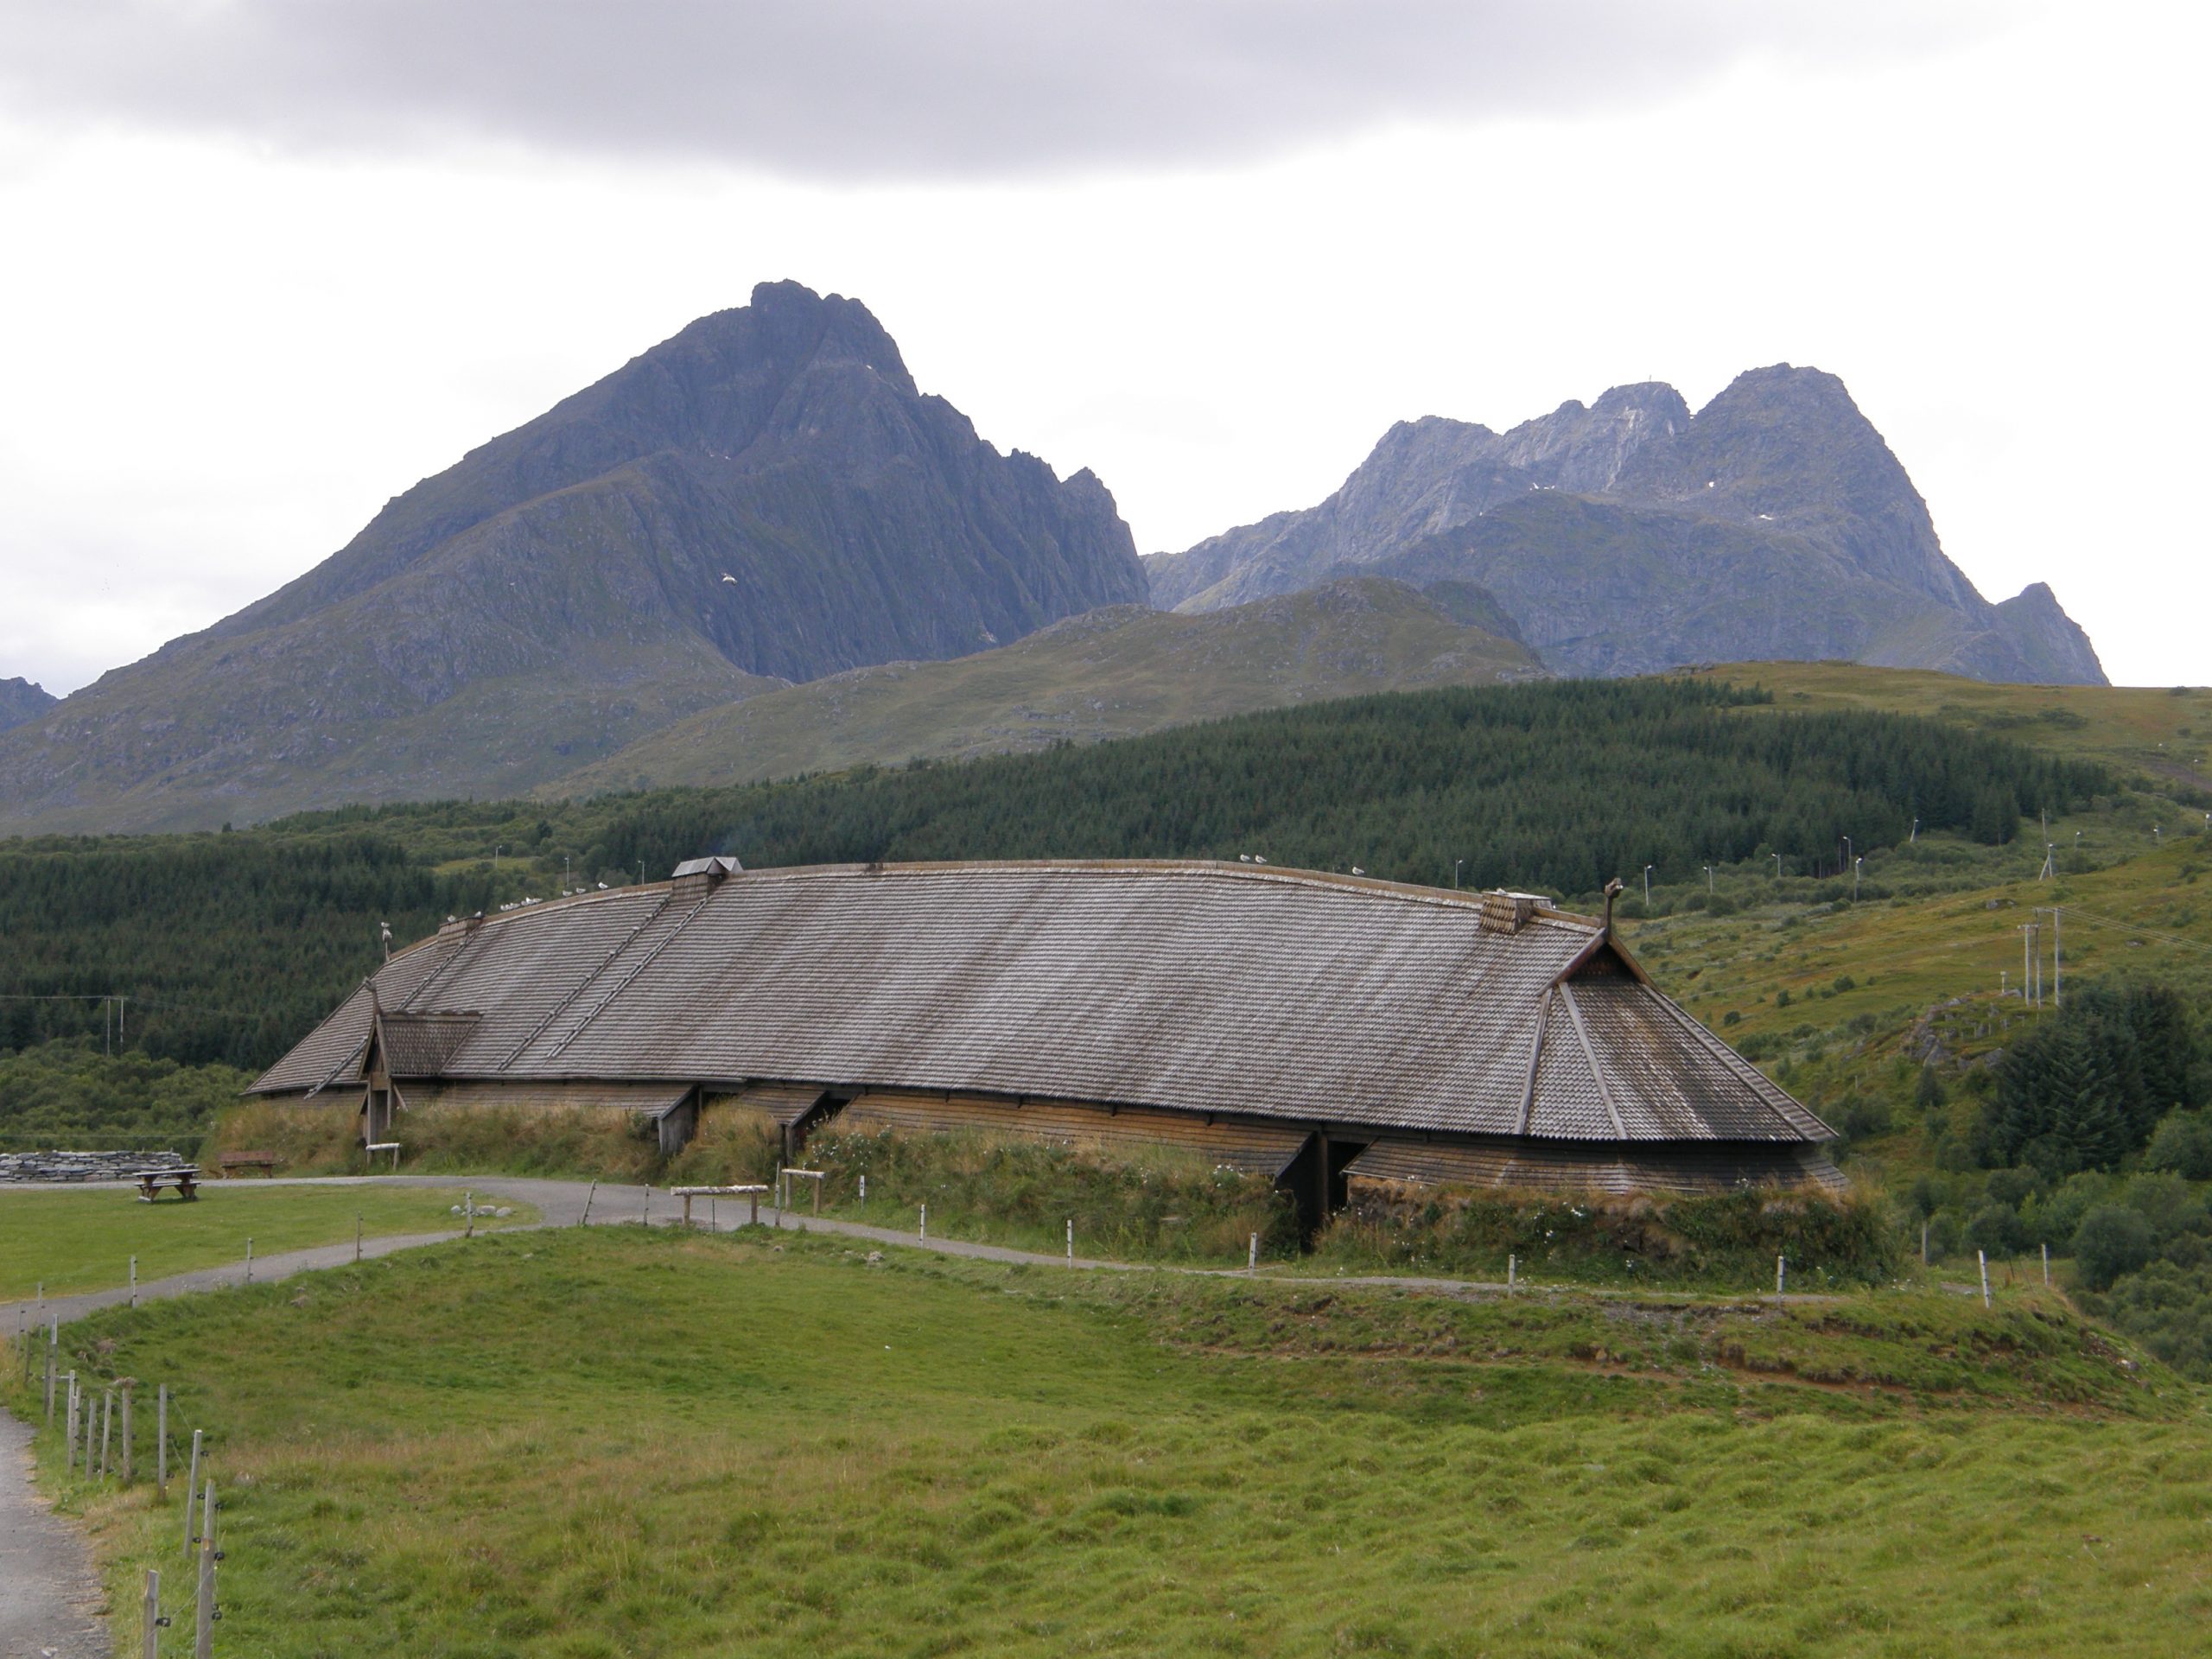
(8, 1228, 2208, 1657)
(0, 1184, 536, 1300)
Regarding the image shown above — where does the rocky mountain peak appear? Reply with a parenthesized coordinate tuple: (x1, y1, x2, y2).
(0, 676, 57, 734)
(1145, 363, 2102, 686)
(0, 285, 1146, 833)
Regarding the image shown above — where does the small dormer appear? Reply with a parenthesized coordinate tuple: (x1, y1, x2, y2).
(671, 854, 744, 901)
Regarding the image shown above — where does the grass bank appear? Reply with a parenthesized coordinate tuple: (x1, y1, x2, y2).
(7, 1228, 2205, 1657)
(1312, 1183, 1902, 1292)
(0, 1184, 536, 1300)
(207, 1105, 1298, 1267)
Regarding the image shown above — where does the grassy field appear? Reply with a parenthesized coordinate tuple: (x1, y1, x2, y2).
(0, 1184, 537, 1301)
(7, 1226, 2207, 1657)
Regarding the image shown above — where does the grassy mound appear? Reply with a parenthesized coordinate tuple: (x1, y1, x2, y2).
(8, 1229, 2203, 1657)
(1314, 1182, 1904, 1291)
(802, 1125, 1300, 1265)
(207, 1099, 665, 1180)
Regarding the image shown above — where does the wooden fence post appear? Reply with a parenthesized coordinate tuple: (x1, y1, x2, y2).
(130, 1255, 137, 1308)
(194, 1480, 215, 1659)
(356, 1215, 363, 1262)
(142, 1567, 162, 1659)
(99, 1387, 112, 1478)
(1978, 1249, 1992, 1308)
(1507, 1254, 1516, 1290)
(2042, 1243, 2050, 1287)
(1776, 1255, 1786, 1306)
(1247, 1232, 1256, 1270)
(183, 1430, 202, 1557)
(121, 1382, 133, 1484)
(581, 1179, 597, 1226)
(157, 1385, 168, 1497)
(64, 1374, 77, 1474)
(245, 1237, 253, 1285)
(918, 1203, 926, 1243)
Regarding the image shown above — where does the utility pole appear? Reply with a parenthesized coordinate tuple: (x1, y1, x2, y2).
(2039, 842, 2056, 881)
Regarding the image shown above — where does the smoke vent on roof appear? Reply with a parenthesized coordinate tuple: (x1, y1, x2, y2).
(671, 854, 744, 900)
(1478, 890, 1546, 935)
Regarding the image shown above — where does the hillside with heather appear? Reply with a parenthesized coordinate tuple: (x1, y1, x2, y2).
(1146, 367, 2106, 685)
(550, 575, 1541, 793)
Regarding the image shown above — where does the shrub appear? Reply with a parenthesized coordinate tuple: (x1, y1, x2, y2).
(2087, 1261, 2212, 1379)
(1984, 1166, 2039, 1208)
(1965, 1202, 2030, 1257)
(1827, 1092, 1892, 1142)
(2024, 1171, 2112, 1246)
(2120, 1172, 2209, 1246)
(2142, 1110, 2212, 1181)
(2072, 1205, 2157, 1291)
(1774, 988, 1792, 1009)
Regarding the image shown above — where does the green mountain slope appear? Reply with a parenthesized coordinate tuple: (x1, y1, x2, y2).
(549, 576, 1543, 794)
(0, 282, 1144, 836)
(1147, 366, 2104, 685)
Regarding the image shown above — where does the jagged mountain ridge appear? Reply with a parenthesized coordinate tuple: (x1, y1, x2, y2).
(0, 677, 55, 734)
(1145, 366, 2104, 685)
(0, 282, 1147, 835)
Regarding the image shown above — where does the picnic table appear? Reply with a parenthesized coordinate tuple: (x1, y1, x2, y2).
(133, 1166, 200, 1202)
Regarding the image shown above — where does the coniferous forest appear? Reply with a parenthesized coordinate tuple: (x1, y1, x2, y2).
(0, 678, 2110, 1074)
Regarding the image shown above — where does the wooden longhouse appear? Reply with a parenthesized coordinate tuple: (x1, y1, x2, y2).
(251, 857, 1841, 1227)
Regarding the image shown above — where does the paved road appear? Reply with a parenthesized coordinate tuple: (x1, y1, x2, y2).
(0, 1407, 107, 1659)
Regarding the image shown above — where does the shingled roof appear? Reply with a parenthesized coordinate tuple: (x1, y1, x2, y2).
(253, 860, 1831, 1146)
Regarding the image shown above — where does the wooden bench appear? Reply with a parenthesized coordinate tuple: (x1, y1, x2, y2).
(671, 1185, 768, 1227)
(133, 1166, 200, 1203)
(219, 1150, 279, 1178)
(364, 1141, 402, 1171)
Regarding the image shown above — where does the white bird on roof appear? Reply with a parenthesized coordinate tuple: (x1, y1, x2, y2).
(1351, 867, 1366, 876)
(1238, 854, 1251, 863)
(721, 573, 738, 584)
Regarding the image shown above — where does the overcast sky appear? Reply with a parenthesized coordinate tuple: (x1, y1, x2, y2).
(1, 0, 2203, 694)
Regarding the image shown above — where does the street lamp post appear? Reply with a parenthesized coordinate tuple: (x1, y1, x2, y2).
(1704, 865, 1713, 895)
(1853, 855, 1863, 900)
(1643, 865, 1653, 904)
(1453, 858, 1463, 891)
(1771, 852, 1782, 879)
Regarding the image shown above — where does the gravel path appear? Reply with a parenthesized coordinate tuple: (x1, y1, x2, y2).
(0, 1407, 107, 1659)
(2, 1175, 1154, 1332)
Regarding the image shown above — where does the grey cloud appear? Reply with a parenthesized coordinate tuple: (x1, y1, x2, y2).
(1, 1, 2012, 180)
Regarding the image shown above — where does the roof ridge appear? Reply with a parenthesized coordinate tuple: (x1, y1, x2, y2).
(664, 856, 1605, 927)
